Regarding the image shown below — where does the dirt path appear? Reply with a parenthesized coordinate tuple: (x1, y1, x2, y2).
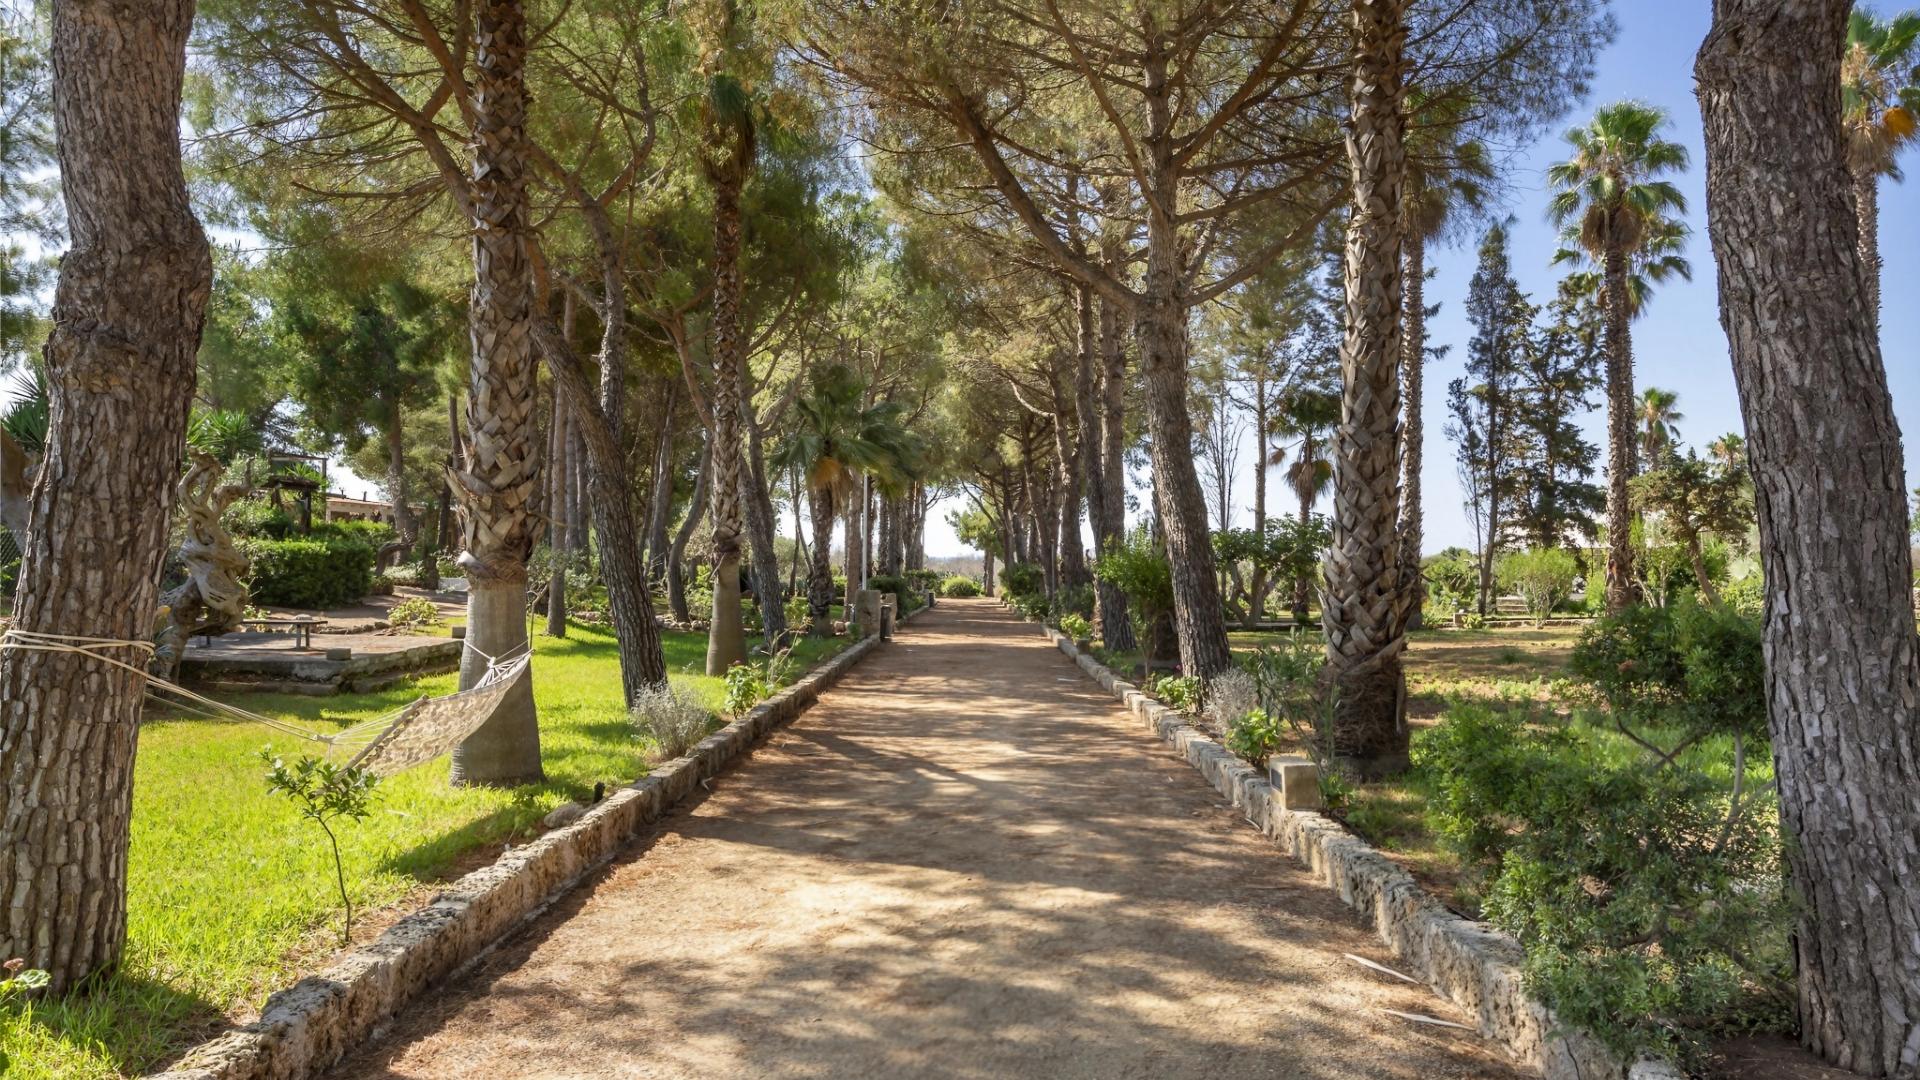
(329, 600, 1527, 1080)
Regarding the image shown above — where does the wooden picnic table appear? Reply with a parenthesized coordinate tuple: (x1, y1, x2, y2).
(238, 615, 329, 649)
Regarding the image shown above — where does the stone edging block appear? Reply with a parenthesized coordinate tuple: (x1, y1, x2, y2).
(1037, 625, 1680, 1080)
(149, 624, 904, 1080)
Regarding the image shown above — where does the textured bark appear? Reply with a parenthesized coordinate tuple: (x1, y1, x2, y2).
(642, 401, 675, 582)
(1396, 231, 1426, 618)
(450, 0, 542, 786)
(667, 442, 710, 626)
(544, 395, 568, 639)
(1697, 6, 1920, 1073)
(705, 162, 748, 675)
(385, 409, 415, 557)
(1322, 0, 1411, 779)
(1601, 244, 1638, 612)
(806, 484, 836, 635)
(1850, 162, 1881, 328)
(1094, 291, 1137, 651)
(743, 405, 787, 645)
(0, 0, 211, 992)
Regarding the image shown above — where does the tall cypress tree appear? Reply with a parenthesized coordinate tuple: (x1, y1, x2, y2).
(1508, 281, 1605, 549)
(1444, 221, 1528, 614)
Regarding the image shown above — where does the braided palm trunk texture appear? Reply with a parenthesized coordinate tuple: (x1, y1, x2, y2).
(450, 0, 541, 786)
(1322, 0, 1412, 779)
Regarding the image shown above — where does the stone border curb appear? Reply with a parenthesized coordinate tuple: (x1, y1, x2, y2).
(1036, 625, 1680, 1080)
(150, 615, 919, 1080)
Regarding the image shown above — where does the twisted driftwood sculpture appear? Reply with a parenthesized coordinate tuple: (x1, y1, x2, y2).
(152, 454, 251, 676)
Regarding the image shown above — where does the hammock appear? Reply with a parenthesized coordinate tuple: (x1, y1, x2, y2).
(0, 629, 532, 777)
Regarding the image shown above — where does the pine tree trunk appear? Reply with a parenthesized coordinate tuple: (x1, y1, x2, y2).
(843, 490, 863, 619)
(1323, 0, 1411, 779)
(705, 167, 748, 675)
(1698, 7, 1920, 1072)
(545, 395, 568, 638)
(667, 442, 710, 626)
(386, 408, 415, 556)
(1095, 290, 1136, 650)
(643, 401, 676, 582)
(450, 0, 542, 785)
(0, 0, 211, 992)
(1850, 161, 1881, 329)
(1602, 245, 1638, 612)
(1397, 231, 1425, 625)
(744, 407, 787, 645)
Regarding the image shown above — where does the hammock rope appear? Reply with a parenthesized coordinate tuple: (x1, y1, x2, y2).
(0, 629, 532, 776)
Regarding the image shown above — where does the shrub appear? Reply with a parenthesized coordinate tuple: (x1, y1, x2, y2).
(241, 535, 377, 609)
(938, 575, 980, 598)
(1058, 613, 1093, 641)
(629, 683, 716, 762)
(1001, 562, 1044, 598)
(222, 497, 295, 540)
(384, 596, 443, 632)
(1150, 673, 1203, 711)
(1569, 599, 1767, 749)
(1496, 547, 1581, 626)
(1240, 630, 1338, 770)
(1415, 706, 1790, 1065)
(905, 568, 941, 592)
(1224, 708, 1284, 766)
(1012, 592, 1049, 621)
(1054, 582, 1094, 619)
(1093, 529, 1175, 648)
(722, 662, 769, 719)
(1422, 547, 1479, 607)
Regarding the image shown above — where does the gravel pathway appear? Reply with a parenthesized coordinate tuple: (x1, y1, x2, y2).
(328, 599, 1527, 1080)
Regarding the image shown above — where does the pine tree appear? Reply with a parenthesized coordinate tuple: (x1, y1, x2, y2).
(1444, 222, 1529, 614)
(1508, 281, 1605, 549)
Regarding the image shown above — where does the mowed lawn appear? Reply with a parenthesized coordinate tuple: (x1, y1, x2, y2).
(2, 622, 847, 1079)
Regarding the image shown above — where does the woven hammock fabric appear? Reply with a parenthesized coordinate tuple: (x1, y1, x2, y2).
(341, 655, 531, 776)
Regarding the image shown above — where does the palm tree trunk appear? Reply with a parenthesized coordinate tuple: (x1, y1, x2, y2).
(807, 485, 835, 635)
(1323, 0, 1412, 779)
(450, 0, 541, 786)
(1398, 231, 1426, 626)
(0, 0, 211, 991)
(706, 162, 749, 674)
(1698, 7, 1920, 1071)
(1603, 246, 1638, 612)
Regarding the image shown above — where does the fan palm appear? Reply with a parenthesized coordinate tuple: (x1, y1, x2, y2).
(1554, 214, 1693, 317)
(1400, 90, 1494, 607)
(770, 364, 919, 636)
(1546, 100, 1689, 611)
(1708, 432, 1746, 469)
(1637, 387, 1684, 464)
(1269, 388, 1339, 622)
(1842, 8, 1920, 320)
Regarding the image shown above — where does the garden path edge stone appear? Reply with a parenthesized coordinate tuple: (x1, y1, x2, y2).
(1032, 621, 1682, 1080)
(146, 609, 927, 1080)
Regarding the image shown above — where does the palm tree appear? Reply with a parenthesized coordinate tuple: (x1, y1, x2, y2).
(1636, 387, 1684, 464)
(1546, 101, 1690, 612)
(700, 54, 757, 674)
(769, 364, 918, 637)
(1271, 389, 1338, 621)
(1400, 90, 1494, 616)
(1843, 8, 1920, 322)
(447, 0, 543, 787)
(1555, 214, 1694, 316)
(1708, 431, 1747, 469)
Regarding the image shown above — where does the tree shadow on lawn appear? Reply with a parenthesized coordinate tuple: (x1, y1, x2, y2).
(7, 969, 223, 1079)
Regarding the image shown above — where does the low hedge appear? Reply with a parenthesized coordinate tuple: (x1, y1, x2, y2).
(241, 535, 377, 609)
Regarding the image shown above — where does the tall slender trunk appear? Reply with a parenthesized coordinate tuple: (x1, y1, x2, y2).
(705, 161, 748, 674)
(450, 0, 541, 786)
(1138, 46, 1230, 677)
(642, 397, 676, 582)
(0, 0, 211, 991)
(1602, 245, 1638, 612)
(1397, 231, 1425, 623)
(1850, 161, 1881, 328)
(807, 485, 835, 634)
(667, 441, 710, 626)
(545, 394, 568, 638)
(843, 484, 864, 618)
(1095, 288, 1136, 650)
(385, 406, 415, 556)
(743, 403, 786, 646)
(1323, 0, 1411, 779)
(1698, 8, 1920, 1073)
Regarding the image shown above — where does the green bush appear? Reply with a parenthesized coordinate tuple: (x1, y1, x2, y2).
(1058, 613, 1092, 641)
(241, 535, 377, 609)
(866, 573, 908, 599)
(1150, 673, 1203, 711)
(1093, 529, 1175, 647)
(384, 596, 442, 632)
(1011, 592, 1049, 621)
(1422, 547, 1479, 607)
(1569, 599, 1767, 746)
(938, 575, 980, 598)
(222, 498, 295, 540)
(1054, 582, 1094, 619)
(1415, 705, 1789, 1065)
(1001, 563, 1043, 598)
(1224, 708, 1284, 767)
(905, 568, 941, 592)
(1496, 547, 1581, 625)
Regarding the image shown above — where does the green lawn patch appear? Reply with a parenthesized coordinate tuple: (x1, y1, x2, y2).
(1, 623, 846, 1079)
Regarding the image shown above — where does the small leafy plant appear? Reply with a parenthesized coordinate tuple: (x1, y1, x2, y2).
(1150, 673, 1203, 711)
(1058, 613, 1093, 641)
(384, 595, 443, 633)
(1, 958, 49, 1004)
(261, 750, 381, 946)
(1224, 708, 1284, 766)
(722, 661, 770, 718)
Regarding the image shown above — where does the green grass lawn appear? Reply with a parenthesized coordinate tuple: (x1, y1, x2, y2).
(1, 622, 847, 1079)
